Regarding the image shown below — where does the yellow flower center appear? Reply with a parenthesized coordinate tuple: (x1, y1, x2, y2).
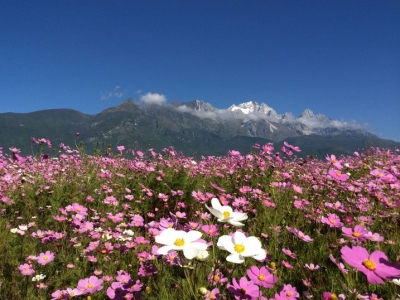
(336, 172, 342, 177)
(330, 294, 338, 300)
(223, 211, 230, 219)
(43, 256, 48, 261)
(286, 292, 292, 297)
(352, 232, 360, 237)
(363, 259, 376, 270)
(234, 244, 245, 253)
(174, 238, 185, 247)
(258, 274, 265, 281)
(213, 275, 220, 282)
(87, 283, 93, 289)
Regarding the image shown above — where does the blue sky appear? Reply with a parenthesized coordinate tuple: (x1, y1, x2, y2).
(1, 1, 399, 141)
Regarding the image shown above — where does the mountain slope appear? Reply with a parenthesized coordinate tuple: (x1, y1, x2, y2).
(0, 99, 398, 158)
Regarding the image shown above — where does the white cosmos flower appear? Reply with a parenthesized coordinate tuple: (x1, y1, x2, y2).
(392, 278, 400, 286)
(32, 274, 46, 281)
(205, 198, 248, 227)
(195, 250, 210, 261)
(217, 231, 267, 264)
(156, 228, 207, 260)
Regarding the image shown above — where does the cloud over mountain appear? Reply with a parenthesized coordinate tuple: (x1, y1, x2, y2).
(140, 92, 167, 105)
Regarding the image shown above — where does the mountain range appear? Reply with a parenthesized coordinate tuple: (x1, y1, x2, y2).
(0, 99, 399, 158)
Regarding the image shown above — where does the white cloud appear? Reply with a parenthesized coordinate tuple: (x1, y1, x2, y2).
(140, 92, 167, 105)
(100, 86, 125, 101)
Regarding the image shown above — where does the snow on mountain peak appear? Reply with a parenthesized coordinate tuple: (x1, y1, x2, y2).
(300, 109, 314, 118)
(228, 101, 278, 117)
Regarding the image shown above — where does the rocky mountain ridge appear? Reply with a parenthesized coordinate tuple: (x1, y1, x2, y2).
(0, 99, 398, 158)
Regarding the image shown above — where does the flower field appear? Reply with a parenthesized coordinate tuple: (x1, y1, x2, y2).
(0, 140, 399, 299)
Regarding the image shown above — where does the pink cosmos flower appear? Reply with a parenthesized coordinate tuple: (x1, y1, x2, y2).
(321, 213, 343, 228)
(18, 263, 35, 276)
(272, 284, 299, 299)
(292, 184, 302, 194)
(326, 154, 343, 169)
(51, 290, 66, 300)
(365, 232, 384, 242)
(341, 225, 369, 242)
(328, 169, 349, 181)
(304, 263, 320, 271)
(246, 266, 278, 288)
(77, 275, 104, 294)
(329, 254, 348, 274)
(227, 277, 260, 299)
(282, 248, 296, 259)
(286, 226, 313, 242)
(201, 224, 219, 237)
(283, 141, 301, 152)
(205, 288, 220, 300)
(282, 260, 294, 269)
(37, 251, 55, 266)
(340, 246, 400, 284)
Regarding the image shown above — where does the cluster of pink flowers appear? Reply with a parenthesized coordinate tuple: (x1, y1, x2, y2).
(2, 142, 400, 299)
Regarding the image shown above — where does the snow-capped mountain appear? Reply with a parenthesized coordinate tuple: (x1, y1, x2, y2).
(228, 101, 281, 119)
(179, 100, 371, 138)
(2, 98, 392, 159)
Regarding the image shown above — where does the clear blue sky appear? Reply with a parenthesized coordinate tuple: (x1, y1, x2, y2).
(1, 1, 399, 141)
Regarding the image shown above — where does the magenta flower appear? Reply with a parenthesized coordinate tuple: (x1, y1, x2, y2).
(321, 213, 343, 228)
(227, 277, 260, 299)
(273, 284, 299, 299)
(246, 266, 278, 288)
(77, 275, 104, 294)
(282, 248, 296, 259)
(205, 288, 220, 300)
(365, 232, 384, 242)
(202, 224, 219, 237)
(51, 290, 66, 299)
(282, 260, 294, 269)
(340, 246, 400, 284)
(328, 169, 349, 181)
(342, 225, 369, 242)
(18, 263, 35, 276)
(37, 251, 55, 266)
(286, 226, 313, 242)
(292, 184, 302, 194)
(326, 154, 343, 169)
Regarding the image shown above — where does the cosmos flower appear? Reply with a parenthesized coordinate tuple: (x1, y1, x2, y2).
(227, 277, 260, 299)
(77, 275, 104, 294)
(205, 198, 248, 227)
(37, 251, 55, 266)
(328, 169, 349, 181)
(340, 246, 400, 284)
(246, 266, 278, 288)
(272, 284, 300, 299)
(217, 231, 266, 264)
(155, 228, 207, 260)
(321, 213, 343, 228)
(341, 225, 369, 242)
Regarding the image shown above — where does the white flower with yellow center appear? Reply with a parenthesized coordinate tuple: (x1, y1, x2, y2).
(156, 228, 207, 260)
(206, 198, 248, 227)
(217, 231, 266, 264)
